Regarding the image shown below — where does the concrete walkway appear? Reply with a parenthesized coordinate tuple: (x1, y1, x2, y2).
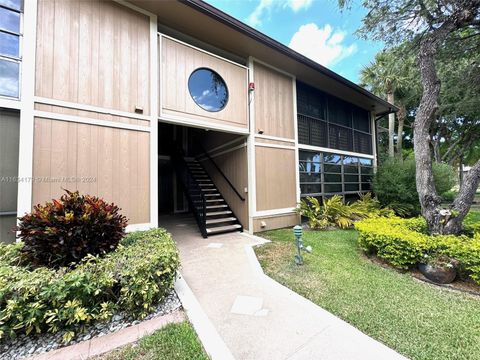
(161, 214, 408, 360)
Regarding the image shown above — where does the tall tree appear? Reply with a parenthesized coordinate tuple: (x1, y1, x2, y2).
(346, 0, 480, 234)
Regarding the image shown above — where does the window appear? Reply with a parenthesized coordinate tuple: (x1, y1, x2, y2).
(296, 81, 373, 155)
(0, 0, 22, 99)
(188, 68, 228, 112)
(299, 150, 374, 201)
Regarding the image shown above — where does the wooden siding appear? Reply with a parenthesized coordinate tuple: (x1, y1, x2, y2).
(200, 145, 249, 230)
(253, 62, 294, 139)
(35, 0, 151, 115)
(0, 110, 20, 243)
(161, 37, 248, 129)
(32, 118, 150, 224)
(253, 213, 299, 232)
(255, 146, 297, 211)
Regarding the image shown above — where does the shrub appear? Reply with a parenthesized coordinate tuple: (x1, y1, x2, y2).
(17, 190, 128, 268)
(373, 159, 456, 216)
(297, 195, 354, 229)
(0, 228, 179, 342)
(355, 217, 480, 284)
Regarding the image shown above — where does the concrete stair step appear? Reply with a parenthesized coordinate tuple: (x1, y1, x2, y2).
(206, 217, 237, 225)
(206, 210, 232, 216)
(206, 224, 242, 234)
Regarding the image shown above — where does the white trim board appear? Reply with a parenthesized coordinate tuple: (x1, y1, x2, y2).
(34, 97, 151, 122)
(254, 207, 296, 217)
(0, 97, 21, 110)
(254, 142, 296, 151)
(254, 133, 295, 143)
(158, 114, 249, 135)
(246, 57, 257, 233)
(34, 111, 151, 132)
(298, 144, 375, 159)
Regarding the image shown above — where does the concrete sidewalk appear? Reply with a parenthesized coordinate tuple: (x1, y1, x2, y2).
(162, 215, 408, 360)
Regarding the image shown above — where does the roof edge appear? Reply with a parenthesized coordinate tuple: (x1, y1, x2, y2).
(180, 0, 398, 113)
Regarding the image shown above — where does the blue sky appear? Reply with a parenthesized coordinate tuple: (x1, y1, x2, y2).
(205, 0, 384, 83)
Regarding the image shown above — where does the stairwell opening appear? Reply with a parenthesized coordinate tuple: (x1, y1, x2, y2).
(157, 122, 249, 237)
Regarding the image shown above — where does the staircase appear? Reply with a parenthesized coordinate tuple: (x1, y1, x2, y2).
(175, 155, 243, 238)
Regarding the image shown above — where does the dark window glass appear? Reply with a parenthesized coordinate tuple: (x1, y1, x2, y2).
(310, 118, 328, 147)
(345, 193, 360, 204)
(298, 116, 310, 144)
(328, 97, 352, 127)
(324, 173, 341, 182)
(188, 68, 228, 112)
(325, 184, 342, 193)
(0, 0, 22, 10)
(344, 174, 359, 182)
(361, 175, 373, 182)
(0, 59, 19, 97)
(343, 156, 359, 165)
(362, 183, 372, 191)
(361, 166, 373, 175)
(345, 183, 359, 191)
(344, 165, 358, 174)
(300, 172, 321, 183)
(0, 7, 20, 33)
(352, 107, 370, 132)
(301, 184, 321, 195)
(297, 82, 326, 119)
(0, 31, 19, 58)
(324, 164, 341, 173)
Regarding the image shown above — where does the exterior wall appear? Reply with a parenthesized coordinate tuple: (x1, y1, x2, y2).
(32, 117, 150, 224)
(160, 36, 249, 132)
(35, 0, 151, 115)
(249, 60, 298, 232)
(0, 110, 20, 243)
(29, 0, 157, 228)
(253, 213, 299, 232)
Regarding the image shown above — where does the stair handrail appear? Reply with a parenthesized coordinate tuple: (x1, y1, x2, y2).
(172, 150, 208, 238)
(198, 145, 246, 202)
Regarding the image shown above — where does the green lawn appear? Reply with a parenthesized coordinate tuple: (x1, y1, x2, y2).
(96, 322, 208, 360)
(255, 229, 480, 360)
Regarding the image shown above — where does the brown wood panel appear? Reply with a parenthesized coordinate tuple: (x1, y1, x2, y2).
(200, 146, 249, 230)
(253, 62, 294, 139)
(161, 37, 248, 129)
(253, 213, 299, 233)
(32, 118, 150, 224)
(36, 0, 150, 115)
(255, 146, 297, 211)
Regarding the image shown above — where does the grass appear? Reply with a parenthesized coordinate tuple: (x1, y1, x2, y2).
(255, 228, 480, 360)
(96, 322, 208, 360)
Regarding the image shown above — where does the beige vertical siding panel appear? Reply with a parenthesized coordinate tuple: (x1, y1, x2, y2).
(128, 131, 139, 222)
(118, 128, 131, 220)
(66, 122, 78, 192)
(76, 123, 90, 196)
(137, 132, 150, 223)
(90, 0, 100, 109)
(49, 120, 69, 199)
(68, 0, 79, 110)
(77, 0, 92, 118)
(32, 119, 49, 206)
(255, 146, 297, 211)
(97, 126, 114, 202)
(52, 0, 70, 104)
(253, 62, 294, 139)
(137, 15, 150, 115)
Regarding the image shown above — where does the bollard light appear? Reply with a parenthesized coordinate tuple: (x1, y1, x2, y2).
(293, 225, 311, 265)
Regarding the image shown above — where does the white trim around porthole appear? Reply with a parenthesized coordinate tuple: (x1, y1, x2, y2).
(298, 144, 375, 159)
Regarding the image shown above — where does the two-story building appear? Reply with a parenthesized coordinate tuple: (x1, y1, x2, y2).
(0, 0, 395, 242)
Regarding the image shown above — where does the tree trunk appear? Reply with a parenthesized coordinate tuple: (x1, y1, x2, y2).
(458, 158, 464, 187)
(387, 90, 395, 158)
(414, 36, 444, 234)
(396, 104, 406, 159)
(443, 160, 480, 234)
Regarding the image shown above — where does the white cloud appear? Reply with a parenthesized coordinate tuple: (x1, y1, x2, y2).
(288, 23, 357, 67)
(286, 0, 313, 12)
(246, 0, 313, 27)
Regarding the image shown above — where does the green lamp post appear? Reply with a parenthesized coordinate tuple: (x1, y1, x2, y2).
(293, 225, 312, 265)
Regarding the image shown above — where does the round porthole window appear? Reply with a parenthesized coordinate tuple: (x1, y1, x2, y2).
(188, 68, 229, 112)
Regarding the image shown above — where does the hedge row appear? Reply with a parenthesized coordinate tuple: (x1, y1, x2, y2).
(0, 228, 179, 342)
(355, 217, 480, 284)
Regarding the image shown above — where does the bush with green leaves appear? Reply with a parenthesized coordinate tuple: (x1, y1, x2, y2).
(17, 190, 128, 268)
(296, 193, 391, 230)
(355, 216, 480, 284)
(0, 228, 179, 342)
(373, 159, 456, 216)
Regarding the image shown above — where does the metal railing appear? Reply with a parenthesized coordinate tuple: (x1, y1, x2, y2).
(198, 145, 245, 202)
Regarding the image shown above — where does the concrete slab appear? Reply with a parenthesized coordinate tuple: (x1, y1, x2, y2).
(160, 214, 408, 360)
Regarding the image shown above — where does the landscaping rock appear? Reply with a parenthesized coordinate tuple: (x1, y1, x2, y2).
(0, 290, 182, 360)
